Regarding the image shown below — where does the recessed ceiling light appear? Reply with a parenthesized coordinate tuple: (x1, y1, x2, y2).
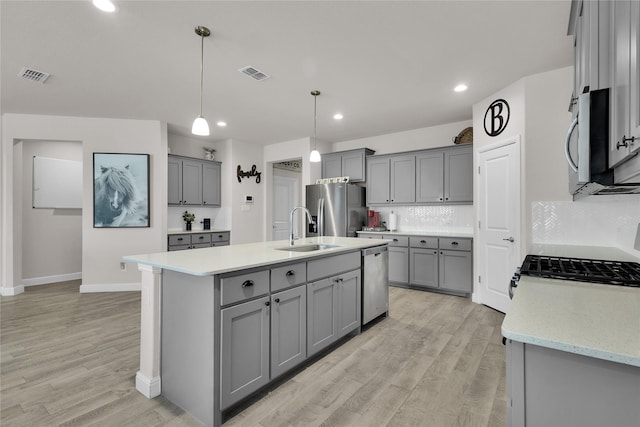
(454, 84, 468, 92)
(333, 113, 343, 120)
(93, 0, 117, 12)
(216, 121, 227, 127)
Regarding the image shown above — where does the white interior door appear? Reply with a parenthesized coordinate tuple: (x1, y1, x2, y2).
(477, 137, 521, 313)
(272, 175, 299, 241)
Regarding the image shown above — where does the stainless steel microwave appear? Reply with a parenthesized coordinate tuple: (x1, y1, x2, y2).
(565, 88, 640, 199)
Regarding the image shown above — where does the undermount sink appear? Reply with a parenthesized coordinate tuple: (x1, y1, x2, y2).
(275, 244, 340, 252)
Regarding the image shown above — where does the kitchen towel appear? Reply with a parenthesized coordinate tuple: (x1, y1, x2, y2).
(388, 211, 397, 231)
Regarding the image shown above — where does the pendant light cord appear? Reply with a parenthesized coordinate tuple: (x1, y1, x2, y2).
(199, 31, 204, 116)
(313, 94, 317, 150)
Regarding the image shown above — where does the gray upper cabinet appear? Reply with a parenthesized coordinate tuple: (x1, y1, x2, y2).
(416, 151, 444, 203)
(444, 147, 473, 202)
(366, 157, 392, 204)
(202, 161, 221, 206)
(368, 145, 472, 206)
(168, 155, 222, 206)
(321, 148, 374, 182)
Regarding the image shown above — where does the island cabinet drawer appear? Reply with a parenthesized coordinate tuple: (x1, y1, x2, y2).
(439, 238, 471, 251)
(409, 236, 438, 249)
(307, 251, 360, 282)
(168, 234, 190, 246)
(212, 231, 230, 242)
(386, 235, 409, 247)
(220, 270, 270, 306)
(191, 233, 212, 244)
(271, 263, 306, 292)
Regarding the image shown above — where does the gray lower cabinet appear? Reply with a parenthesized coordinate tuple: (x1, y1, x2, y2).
(220, 295, 270, 410)
(409, 247, 439, 288)
(168, 231, 230, 251)
(307, 268, 361, 357)
(438, 249, 472, 293)
(388, 246, 409, 285)
(270, 285, 306, 379)
(506, 340, 640, 427)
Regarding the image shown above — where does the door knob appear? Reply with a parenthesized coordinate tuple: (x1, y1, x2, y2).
(503, 237, 515, 243)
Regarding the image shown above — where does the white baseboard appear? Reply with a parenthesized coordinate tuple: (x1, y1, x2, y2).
(0, 285, 25, 296)
(80, 282, 141, 293)
(22, 272, 82, 287)
(136, 371, 161, 398)
(471, 291, 481, 304)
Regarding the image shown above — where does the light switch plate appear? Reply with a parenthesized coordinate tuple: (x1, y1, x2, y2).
(634, 223, 640, 251)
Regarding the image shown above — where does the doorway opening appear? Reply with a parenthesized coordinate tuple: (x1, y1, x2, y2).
(271, 159, 303, 241)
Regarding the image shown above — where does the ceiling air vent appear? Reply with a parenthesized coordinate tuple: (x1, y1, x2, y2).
(19, 67, 50, 83)
(238, 66, 270, 81)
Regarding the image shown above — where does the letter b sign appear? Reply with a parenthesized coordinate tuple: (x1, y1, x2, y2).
(483, 99, 510, 137)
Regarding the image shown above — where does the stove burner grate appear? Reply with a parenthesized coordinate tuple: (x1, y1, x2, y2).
(520, 255, 640, 287)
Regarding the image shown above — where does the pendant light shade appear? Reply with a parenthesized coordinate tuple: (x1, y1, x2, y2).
(192, 26, 211, 136)
(310, 90, 321, 163)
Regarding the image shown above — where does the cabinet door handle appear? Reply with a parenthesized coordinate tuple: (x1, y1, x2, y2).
(203, 201, 207, 204)
(274, 298, 280, 304)
(439, 197, 443, 201)
(433, 251, 437, 254)
(286, 270, 295, 277)
(242, 280, 254, 288)
(265, 301, 270, 307)
(440, 252, 443, 255)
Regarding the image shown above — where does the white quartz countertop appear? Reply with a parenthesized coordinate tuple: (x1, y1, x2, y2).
(356, 228, 473, 238)
(124, 236, 388, 277)
(167, 229, 229, 235)
(502, 244, 640, 367)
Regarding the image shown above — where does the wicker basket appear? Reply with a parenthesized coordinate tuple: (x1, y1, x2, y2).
(453, 127, 473, 144)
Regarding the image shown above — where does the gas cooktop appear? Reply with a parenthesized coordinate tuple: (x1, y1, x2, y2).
(519, 255, 640, 287)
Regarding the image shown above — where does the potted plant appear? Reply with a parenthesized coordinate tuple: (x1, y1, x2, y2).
(183, 210, 195, 231)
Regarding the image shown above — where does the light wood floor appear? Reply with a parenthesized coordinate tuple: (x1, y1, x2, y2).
(1, 281, 506, 427)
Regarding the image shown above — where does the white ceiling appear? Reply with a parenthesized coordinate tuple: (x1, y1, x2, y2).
(1, 1, 574, 146)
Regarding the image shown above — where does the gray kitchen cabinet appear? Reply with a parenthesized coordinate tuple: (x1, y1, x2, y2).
(182, 159, 203, 206)
(220, 295, 270, 410)
(416, 151, 444, 203)
(610, 0, 640, 180)
(202, 161, 221, 206)
(270, 284, 306, 379)
(366, 154, 415, 205)
(439, 249, 472, 293)
(409, 247, 439, 288)
(365, 157, 391, 204)
(506, 339, 640, 427)
(387, 236, 409, 285)
(167, 231, 230, 251)
(307, 277, 338, 357)
(321, 148, 374, 182)
(444, 147, 473, 202)
(168, 155, 222, 206)
(167, 156, 182, 205)
(307, 267, 361, 357)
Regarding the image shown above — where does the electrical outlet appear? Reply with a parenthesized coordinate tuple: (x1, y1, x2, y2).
(120, 262, 127, 271)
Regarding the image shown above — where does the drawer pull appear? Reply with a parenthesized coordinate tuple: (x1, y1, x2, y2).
(242, 280, 254, 288)
(218, 235, 224, 239)
(286, 270, 295, 277)
(393, 238, 398, 242)
(199, 236, 204, 240)
(177, 237, 184, 241)
(420, 240, 427, 244)
(451, 241, 458, 246)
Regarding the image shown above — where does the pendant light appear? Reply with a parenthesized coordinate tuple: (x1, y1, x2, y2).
(192, 26, 211, 136)
(309, 90, 321, 162)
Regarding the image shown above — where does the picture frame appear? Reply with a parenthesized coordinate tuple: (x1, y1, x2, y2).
(93, 152, 150, 228)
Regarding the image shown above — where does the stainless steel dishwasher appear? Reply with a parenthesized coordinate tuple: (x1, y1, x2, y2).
(361, 245, 389, 325)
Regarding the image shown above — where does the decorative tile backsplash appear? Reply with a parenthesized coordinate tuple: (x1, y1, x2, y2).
(532, 196, 640, 254)
(371, 205, 473, 231)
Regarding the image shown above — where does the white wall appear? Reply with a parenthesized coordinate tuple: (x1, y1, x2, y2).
(331, 120, 473, 155)
(230, 139, 264, 244)
(1, 113, 167, 295)
(22, 140, 82, 284)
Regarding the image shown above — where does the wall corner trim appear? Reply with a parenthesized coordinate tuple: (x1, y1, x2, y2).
(0, 286, 25, 296)
(136, 371, 161, 398)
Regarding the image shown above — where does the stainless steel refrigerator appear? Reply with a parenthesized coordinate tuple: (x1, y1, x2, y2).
(305, 183, 366, 237)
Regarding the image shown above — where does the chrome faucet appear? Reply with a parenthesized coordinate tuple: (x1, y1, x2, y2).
(289, 206, 315, 246)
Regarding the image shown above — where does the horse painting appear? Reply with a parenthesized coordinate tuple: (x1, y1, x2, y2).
(94, 165, 141, 226)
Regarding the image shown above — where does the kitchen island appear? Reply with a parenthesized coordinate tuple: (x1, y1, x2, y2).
(123, 236, 389, 427)
(502, 245, 640, 427)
